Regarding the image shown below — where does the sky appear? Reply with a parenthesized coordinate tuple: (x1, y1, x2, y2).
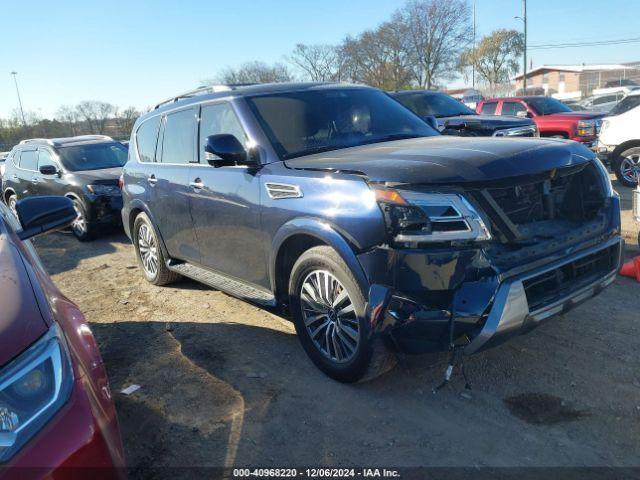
(2, 0, 639, 118)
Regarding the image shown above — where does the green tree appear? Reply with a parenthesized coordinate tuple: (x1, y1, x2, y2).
(459, 29, 524, 94)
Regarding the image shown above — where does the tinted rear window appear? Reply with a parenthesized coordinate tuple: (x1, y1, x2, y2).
(58, 142, 128, 171)
(480, 102, 497, 115)
(136, 116, 161, 162)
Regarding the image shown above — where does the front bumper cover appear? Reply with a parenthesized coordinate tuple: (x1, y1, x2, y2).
(365, 236, 623, 355)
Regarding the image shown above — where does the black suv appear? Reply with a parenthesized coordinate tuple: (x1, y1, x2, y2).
(122, 83, 621, 382)
(2, 135, 127, 240)
(392, 90, 538, 137)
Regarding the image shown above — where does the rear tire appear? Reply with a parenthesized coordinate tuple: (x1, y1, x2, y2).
(614, 147, 640, 188)
(133, 212, 180, 286)
(289, 246, 395, 383)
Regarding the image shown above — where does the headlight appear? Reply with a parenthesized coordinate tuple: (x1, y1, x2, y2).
(577, 119, 595, 136)
(87, 184, 120, 195)
(372, 188, 491, 244)
(0, 324, 73, 462)
(592, 158, 615, 197)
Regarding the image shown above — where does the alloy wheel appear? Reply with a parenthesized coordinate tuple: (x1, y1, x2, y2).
(71, 203, 87, 236)
(137, 223, 159, 277)
(620, 153, 640, 185)
(300, 270, 360, 363)
(8, 197, 17, 218)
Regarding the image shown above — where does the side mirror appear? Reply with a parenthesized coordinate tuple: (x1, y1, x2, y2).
(16, 196, 76, 241)
(204, 134, 249, 167)
(39, 165, 59, 176)
(422, 115, 440, 131)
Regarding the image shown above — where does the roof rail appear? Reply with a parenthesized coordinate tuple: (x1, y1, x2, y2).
(154, 84, 254, 110)
(73, 135, 114, 141)
(19, 138, 55, 146)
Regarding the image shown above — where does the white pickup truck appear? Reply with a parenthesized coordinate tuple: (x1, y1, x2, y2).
(597, 90, 640, 187)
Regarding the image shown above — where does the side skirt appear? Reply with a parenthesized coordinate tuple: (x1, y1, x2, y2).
(167, 261, 277, 307)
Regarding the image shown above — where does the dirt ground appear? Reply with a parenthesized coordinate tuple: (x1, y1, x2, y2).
(33, 178, 640, 476)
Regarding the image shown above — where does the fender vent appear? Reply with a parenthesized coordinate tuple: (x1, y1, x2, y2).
(265, 183, 303, 199)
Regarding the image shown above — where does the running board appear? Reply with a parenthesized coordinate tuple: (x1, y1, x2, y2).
(168, 262, 276, 307)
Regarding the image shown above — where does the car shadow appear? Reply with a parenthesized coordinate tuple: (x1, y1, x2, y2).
(33, 227, 130, 275)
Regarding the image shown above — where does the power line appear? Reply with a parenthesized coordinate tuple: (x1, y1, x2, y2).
(529, 37, 640, 50)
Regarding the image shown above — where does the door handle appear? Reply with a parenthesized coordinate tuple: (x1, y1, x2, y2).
(147, 175, 158, 185)
(189, 178, 204, 189)
(31, 177, 39, 184)
(11, 174, 18, 180)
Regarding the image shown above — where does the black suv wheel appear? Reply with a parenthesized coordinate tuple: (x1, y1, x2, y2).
(289, 246, 395, 383)
(70, 200, 93, 241)
(133, 212, 180, 285)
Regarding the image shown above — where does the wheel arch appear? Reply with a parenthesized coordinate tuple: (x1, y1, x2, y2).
(612, 139, 640, 163)
(127, 200, 171, 259)
(3, 188, 16, 204)
(270, 218, 370, 306)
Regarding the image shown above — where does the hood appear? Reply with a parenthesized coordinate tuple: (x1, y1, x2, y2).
(439, 114, 533, 130)
(69, 166, 122, 184)
(544, 111, 606, 120)
(0, 234, 48, 367)
(284, 136, 593, 185)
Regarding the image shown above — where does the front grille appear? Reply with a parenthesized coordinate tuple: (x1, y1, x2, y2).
(493, 125, 538, 137)
(522, 243, 618, 311)
(486, 164, 605, 227)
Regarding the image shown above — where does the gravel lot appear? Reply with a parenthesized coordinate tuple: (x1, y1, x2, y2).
(33, 178, 640, 476)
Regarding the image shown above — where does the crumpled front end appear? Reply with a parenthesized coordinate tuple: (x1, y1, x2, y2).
(359, 160, 623, 355)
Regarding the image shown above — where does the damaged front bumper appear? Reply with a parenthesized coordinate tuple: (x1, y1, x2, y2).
(362, 235, 623, 356)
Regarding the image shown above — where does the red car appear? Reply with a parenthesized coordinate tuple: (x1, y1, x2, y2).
(0, 196, 125, 479)
(477, 96, 605, 146)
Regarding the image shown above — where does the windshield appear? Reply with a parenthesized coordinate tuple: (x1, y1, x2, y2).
(607, 95, 640, 116)
(57, 142, 128, 171)
(526, 97, 573, 115)
(246, 88, 438, 159)
(395, 92, 476, 118)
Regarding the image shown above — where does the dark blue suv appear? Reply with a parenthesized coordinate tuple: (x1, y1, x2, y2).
(122, 83, 622, 382)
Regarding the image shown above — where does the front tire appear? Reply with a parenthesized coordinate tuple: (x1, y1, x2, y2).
(71, 200, 93, 241)
(289, 246, 395, 383)
(7, 194, 18, 218)
(614, 147, 640, 188)
(133, 212, 180, 285)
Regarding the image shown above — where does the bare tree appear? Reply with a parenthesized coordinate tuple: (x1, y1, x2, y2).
(211, 61, 293, 85)
(340, 17, 414, 91)
(459, 29, 524, 95)
(56, 105, 79, 136)
(401, 0, 472, 89)
(288, 43, 345, 82)
(114, 106, 140, 138)
(75, 100, 116, 134)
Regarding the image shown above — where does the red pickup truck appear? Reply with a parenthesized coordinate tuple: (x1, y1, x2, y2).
(476, 96, 605, 146)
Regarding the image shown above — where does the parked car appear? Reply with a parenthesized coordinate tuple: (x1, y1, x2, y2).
(2, 135, 127, 240)
(122, 83, 621, 383)
(391, 90, 538, 137)
(597, 89, 640, 187)
(0, 196, 125, 478)
(575, 92, 625, 113)
(0, 152, 9, 179)
(477, 96, 606, 147)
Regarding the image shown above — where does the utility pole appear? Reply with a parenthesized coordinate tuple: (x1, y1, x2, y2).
(522, 0, 527, 93)
(10, 71, 26, 127)
(515, 0, 528, 93)
(472, 0, 476, 90)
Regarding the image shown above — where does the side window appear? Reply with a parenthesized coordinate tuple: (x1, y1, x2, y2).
(136, 116, 161, 163)
(502, 102, 527, 116)
(159, 109, 196, 164)
(37, 149, 56, 169)
(19, 150, 38, 171)
(199, 103, 248, 163)
(480, 102, 497, 115)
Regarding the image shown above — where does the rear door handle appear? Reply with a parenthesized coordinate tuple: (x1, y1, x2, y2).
(147, 175, 157, 185)
(11, 174, 18, 180)
(189, 178, 204, 189)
